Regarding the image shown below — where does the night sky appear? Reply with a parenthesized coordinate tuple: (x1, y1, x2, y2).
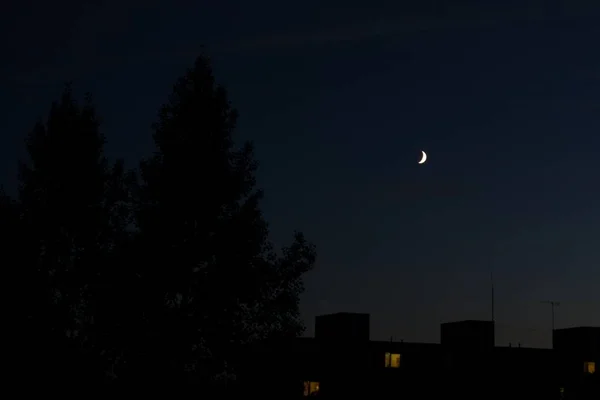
(2, 1, 599, 348)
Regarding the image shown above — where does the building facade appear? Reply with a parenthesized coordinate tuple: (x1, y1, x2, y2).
(244, 312, 599, 399)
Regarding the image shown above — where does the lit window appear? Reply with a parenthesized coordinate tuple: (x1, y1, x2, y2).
(384, 352, 401, 368)
(303, 381, 320, 396)
(583, 361, 595, 374)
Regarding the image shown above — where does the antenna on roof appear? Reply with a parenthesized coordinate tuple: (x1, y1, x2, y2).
(541, 300, 561, 332)
(491, 269, 495, 323)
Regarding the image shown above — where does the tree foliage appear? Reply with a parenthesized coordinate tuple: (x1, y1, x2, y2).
(126, 55, 316, 384)
(16, 85, 129, 383)
(7, 56, 316, 386)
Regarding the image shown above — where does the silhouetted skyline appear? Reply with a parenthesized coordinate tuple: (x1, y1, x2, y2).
(2, 1, 600, 349)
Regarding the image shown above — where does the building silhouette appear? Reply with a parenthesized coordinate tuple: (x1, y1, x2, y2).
(242, 312, 599, 399)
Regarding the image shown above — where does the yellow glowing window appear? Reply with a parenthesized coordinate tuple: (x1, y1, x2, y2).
(385, 352, 401, 368)
(303, 381, 320, 396)
(584, 361, 595, 374)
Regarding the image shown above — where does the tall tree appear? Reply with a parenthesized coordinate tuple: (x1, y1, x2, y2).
(128, 55, 316, 385)
(0, 188, 27, 381)
(0, 187, 21, 263)
(17, 85, 129, 383)
(1, 187, 26, 339)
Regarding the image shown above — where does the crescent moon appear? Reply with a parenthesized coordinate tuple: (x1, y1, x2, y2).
(418, 150, 427, 164)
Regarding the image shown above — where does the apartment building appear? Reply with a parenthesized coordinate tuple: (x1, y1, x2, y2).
(241, 312, 599, 399)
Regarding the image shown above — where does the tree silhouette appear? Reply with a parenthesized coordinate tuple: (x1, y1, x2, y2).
(16, 85, 129, 384)
(8, 55, 315, 388)
(121, 55, 317, 386)
(0, 187, 20, 263)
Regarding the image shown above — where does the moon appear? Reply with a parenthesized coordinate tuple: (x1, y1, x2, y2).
(418, 150, 427, 164)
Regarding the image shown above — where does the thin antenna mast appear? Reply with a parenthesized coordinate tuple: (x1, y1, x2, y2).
(491, 269, 495, 323)
(541, 300, 560, 332)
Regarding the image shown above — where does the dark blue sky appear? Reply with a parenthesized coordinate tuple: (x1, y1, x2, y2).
(2, 1, 599, 347)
